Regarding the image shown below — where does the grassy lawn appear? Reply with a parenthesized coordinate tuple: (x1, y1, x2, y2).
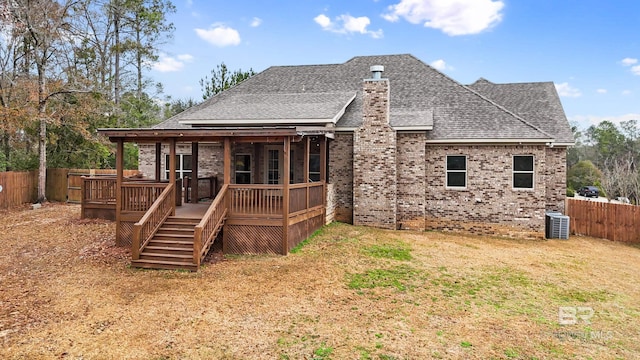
(1, 203, 639, 359)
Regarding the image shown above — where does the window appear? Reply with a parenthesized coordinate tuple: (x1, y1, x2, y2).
(235, 154, 251, 184)
(446, 155, 466, 188)
(309, 153, 321, 182)
(165, 154, 192, 180)
(513, 155, 534, 189)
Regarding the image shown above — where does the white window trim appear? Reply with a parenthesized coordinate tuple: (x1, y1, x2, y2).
(445, 155, 467, 190)
(165, 154, 192, 180)
(235, 153, 252, 184)
(512, 155, 535, 190)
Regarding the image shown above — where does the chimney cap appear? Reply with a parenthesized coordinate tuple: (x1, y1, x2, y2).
(370, 65, 384, 80)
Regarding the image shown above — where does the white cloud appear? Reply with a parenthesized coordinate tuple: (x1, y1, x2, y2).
(383, 0, 504, 36)
(314, 14, 332, 28)
(195, 24, 241, 47)
(314, 13, 383, 38)
(555, 82, 582, 98)
(621, 57, 638, 66)
(250, 17, 262, 27)
(570, 114, 640, 128)
(596, 89, 607, 94)
(631, 65, 640, 76)
(152, 53, 194, 72)
(622, 90, 632, 95)
(430, 59, 452, 71)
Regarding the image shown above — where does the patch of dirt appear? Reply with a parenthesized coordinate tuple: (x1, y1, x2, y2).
(0, 203, 639, 360)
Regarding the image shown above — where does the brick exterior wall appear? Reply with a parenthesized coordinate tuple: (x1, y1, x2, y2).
(138, 143, 224, 181)
(138, 141, 316, 185)
(353, 78, 397, 229)
(424, 144, 548, 237)
(397, 132, 427, 229)
(329, 133, 354, 223)
(544, 147, 567, 213)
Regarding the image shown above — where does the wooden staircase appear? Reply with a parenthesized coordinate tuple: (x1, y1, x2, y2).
(131, 217, 201, 271)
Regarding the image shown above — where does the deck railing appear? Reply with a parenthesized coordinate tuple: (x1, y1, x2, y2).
(193, 184, 228, 266)
(227, 182, 325, 217)
(228, 184, 284, 216)
(82, 176, 117, 204)
(289, 182, 325, 214)
(122, 182, 169, 211)
(131, 183, 175, 260)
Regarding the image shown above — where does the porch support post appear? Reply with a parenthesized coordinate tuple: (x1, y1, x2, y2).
(154, 142, 161, 181)
(191, 141, 199, 203)
(304, 136, 310, 209)
(320, 135, 327, 211)
(319, 135, 327, 183)
(282, 136, 291, 255)
(223, 137, 231, 185)
(115, 139, 124, 246)
(169, 138, 177, 216)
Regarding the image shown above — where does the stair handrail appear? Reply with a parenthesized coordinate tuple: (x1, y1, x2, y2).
(193, 184, 228, 266)
(132, 183, 175, 260)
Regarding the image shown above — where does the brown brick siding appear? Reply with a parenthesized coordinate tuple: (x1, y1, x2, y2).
(138, 143, 224, 181)
(329, 133, 354, 223)
(425, 145, 547, 235)
(544, 147, 567, 212)
(353, 79, 397, 229)
(397, 133, 426, 229)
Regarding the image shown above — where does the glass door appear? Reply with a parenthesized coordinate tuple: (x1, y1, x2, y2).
(265, 146, 282, 184)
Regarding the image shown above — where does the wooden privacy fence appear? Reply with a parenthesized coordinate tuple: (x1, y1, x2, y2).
(566, 198, 640, 243)
(0, 171, 38, 209)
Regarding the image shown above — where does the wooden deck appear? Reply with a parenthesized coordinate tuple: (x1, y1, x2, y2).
(175, 202, 211, 218)
(81, 178, 327, 270)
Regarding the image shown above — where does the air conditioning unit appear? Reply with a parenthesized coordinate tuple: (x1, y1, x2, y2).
(546, 212, 569, 240)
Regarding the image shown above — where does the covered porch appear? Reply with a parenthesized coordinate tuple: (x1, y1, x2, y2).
(94, 127, 331, 270)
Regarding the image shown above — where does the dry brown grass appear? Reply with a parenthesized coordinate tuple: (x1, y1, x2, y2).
(1, 203, 639, 359)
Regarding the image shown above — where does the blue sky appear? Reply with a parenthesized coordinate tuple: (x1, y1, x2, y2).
(150, 0, 640, 130)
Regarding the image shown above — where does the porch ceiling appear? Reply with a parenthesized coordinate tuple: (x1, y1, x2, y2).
(97, 126, 334, 143)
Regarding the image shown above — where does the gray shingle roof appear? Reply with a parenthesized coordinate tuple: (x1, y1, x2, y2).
(155, 54, 572, 143)
(179, 91, 356, 124)
(468, 78, 574, 143)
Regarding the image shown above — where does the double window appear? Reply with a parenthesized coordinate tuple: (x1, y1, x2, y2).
(446, 155, 467, 188)
(165, 154, 192, 180)
(513, 155, 534, 189)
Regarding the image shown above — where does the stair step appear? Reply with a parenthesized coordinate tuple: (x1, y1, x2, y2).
(158, 226, 195, 232)
(148, 239, 193, 247)
(153, 233, 194, 239)
(140, 253, 193, 263)
(131, 259, 197, 271)
(166, 217, 200, 223)
(146, 245, 192, 253)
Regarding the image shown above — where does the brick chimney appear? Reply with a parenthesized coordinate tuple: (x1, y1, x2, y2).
(353, 65, 397, 229)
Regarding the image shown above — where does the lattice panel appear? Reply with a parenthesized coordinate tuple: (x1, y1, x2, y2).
(117, 221, 134, 247)
(224, 225, 283, 254)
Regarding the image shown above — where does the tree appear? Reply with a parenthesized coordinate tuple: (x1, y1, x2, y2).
(585, 120, 626, 169)
(6, 0, 84, 201)
(567, 160, 602, 191)
(600, 153, 636, 201)
(199, 62, 255, 100)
